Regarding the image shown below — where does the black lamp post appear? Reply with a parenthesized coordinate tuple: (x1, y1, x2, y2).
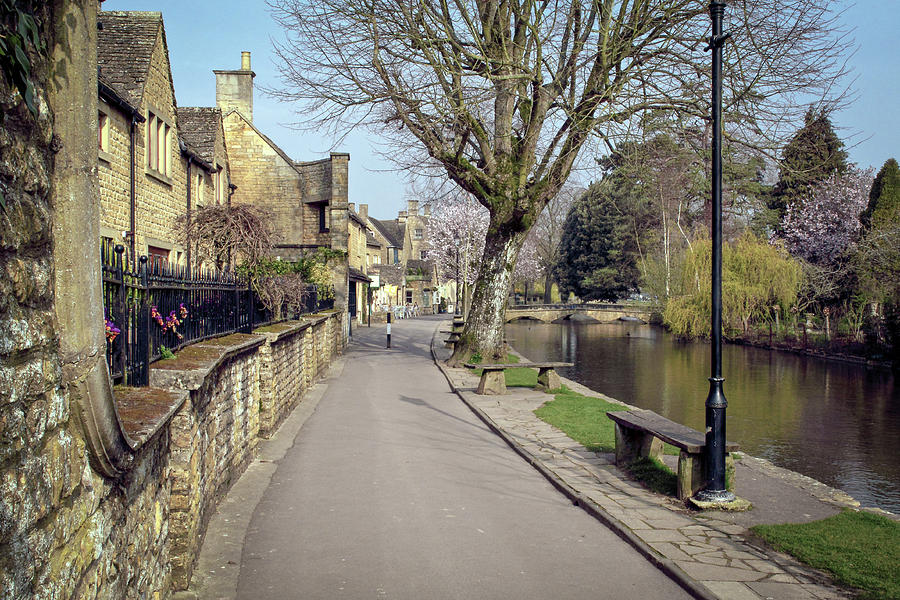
(695, 0, 735, 504)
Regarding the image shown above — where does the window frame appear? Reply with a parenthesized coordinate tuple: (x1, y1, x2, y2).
(145, 108, 173, 183)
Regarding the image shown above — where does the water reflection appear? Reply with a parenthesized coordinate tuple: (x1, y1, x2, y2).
(506, 320, 900, 513)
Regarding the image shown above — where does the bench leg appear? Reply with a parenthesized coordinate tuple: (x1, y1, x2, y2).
(613, 425, 662, 466)
(677, 450, 704, 501)
(475, 370, 507, 395)
(536, 367, 561, 391)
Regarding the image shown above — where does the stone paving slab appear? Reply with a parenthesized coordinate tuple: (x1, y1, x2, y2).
(431, 328, 855, 600)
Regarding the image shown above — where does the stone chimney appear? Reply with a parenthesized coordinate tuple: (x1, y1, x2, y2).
(214, 51, 255, 122)
(407, 199, 419, 216)
(423, 203, 431, 217)
(348, 202, 355, 213)
(359, 203, 368, 223)
(398, 210, 408, 224)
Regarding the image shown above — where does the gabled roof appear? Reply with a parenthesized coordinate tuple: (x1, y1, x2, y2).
(98, 11, 172, 109)
(370, 218, 405, 247)
(222, 108, 306, 178)
(349, 210, 368, 229)
(177, 107, 222, 168)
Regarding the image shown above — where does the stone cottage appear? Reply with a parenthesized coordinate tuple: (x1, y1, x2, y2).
(97, 11, 223, 268)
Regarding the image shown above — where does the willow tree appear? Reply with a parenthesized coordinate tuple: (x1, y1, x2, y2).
(269, 0, 851, 362)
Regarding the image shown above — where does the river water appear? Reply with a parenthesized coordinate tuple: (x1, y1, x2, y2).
(505, 320, 900, 514)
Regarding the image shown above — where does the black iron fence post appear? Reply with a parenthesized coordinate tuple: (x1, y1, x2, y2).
(135, 255, 150, 386)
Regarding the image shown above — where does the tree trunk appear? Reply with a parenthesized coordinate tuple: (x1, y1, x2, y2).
(449, 225, 526, 365)
(543, 271, 553, 304)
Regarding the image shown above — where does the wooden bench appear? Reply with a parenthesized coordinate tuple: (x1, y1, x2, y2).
(463, 361, 573, 395)
(444, 331, 461, 348)
(606, 409, 739, 500)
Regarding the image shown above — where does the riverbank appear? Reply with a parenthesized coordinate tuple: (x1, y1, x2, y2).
(432, 323, 896, 599)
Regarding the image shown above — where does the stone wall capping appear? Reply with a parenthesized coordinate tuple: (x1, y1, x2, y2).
(253, 319, 312, 341)
(115, 386, 189, 450)
(149, 332, 266, 391)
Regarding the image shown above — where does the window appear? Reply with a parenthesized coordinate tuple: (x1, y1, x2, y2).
(147, 245, 169, 269)
(215, 168, 223, 204)
(405, 290, 413, 304)
(420, 250, 427, 260)
(146, 111, 171, 178)
(98, 112, 109, 152)
(319, 205, 329, 233)
(393, 248, 399, 264)
(374, 255, 381, 265)
(414, 228, 423, 240)
(195, 173, 204, 206)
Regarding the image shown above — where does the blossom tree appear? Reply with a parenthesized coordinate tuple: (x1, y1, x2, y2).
(425, 194, 488, 311)
(781, 166, 874, 267)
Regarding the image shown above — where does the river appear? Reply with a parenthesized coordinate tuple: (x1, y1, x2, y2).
(505, 320, 900, 514)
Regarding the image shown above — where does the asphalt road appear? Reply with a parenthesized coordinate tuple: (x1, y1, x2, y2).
(236, 315, 692, 599)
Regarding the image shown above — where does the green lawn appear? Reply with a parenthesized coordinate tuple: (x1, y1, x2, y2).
(534, 388, 679, 456)
(534, 387, 624, 452)
(752, 510, 900, 600)
(469, 353, 540, 388)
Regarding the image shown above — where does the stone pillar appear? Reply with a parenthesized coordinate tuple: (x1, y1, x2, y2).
(328, 153, 350, 345)
(51, 0, 133, 476)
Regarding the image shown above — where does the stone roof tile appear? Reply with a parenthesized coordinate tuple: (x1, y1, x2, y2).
(177, 107, 221, 167)
(98, 11, 163, 108)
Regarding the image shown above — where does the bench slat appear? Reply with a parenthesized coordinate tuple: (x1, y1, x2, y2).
(464, 362, 573, 370)
(607, 410, 738, 454)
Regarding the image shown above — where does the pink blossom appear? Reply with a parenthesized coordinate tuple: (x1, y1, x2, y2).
(780, 166, 874, 266)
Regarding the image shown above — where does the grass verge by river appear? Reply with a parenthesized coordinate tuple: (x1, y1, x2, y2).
(530, 383, 899, 599)
(752, 510, 900, 600)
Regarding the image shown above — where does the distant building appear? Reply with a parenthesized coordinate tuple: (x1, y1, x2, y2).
(366, 200, 442, 313)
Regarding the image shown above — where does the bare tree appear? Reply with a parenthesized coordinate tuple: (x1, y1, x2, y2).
(269, 0, 852, 362)
(531, 184, 579, 303)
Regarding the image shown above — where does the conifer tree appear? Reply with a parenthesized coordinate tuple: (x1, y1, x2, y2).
(553, 180, 640, 302)
(770, 108, 848, 222)
(860, 158, 900, 230)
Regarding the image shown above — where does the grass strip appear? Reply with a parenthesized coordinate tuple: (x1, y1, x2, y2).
(534, 388, 679, 456)
(751, 510, 900, 600)
(470, 353, 539, 388)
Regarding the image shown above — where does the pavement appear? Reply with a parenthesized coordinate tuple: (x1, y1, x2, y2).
(180, 315, 874, 600)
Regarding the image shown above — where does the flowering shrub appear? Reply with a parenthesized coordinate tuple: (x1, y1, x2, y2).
(105, 317, 120, 344)
(150, 303, 189, 340)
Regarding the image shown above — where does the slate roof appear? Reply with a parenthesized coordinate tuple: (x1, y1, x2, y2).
(177, 107, 221, 167)
(370, 218, 405, 247)
(349, 210, 368, 228)
(371, 264, 404, 286)
(98, 11, 166, 108)
(348, 266, 371, 283)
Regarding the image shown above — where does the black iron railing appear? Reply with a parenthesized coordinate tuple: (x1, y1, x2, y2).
(102, 241, 329, 386)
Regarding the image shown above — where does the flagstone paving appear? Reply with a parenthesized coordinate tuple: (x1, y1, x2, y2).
(432, 329, 855, 600)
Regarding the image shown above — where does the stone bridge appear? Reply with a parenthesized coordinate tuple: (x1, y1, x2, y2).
(505, 303, 654, 324)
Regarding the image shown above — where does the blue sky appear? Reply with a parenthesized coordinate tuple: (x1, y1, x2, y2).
(105, 1, 899, 217)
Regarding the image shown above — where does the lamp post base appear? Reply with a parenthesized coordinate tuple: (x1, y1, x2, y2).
(689, 491, 751, 512)
(693, 488, 736, 504)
